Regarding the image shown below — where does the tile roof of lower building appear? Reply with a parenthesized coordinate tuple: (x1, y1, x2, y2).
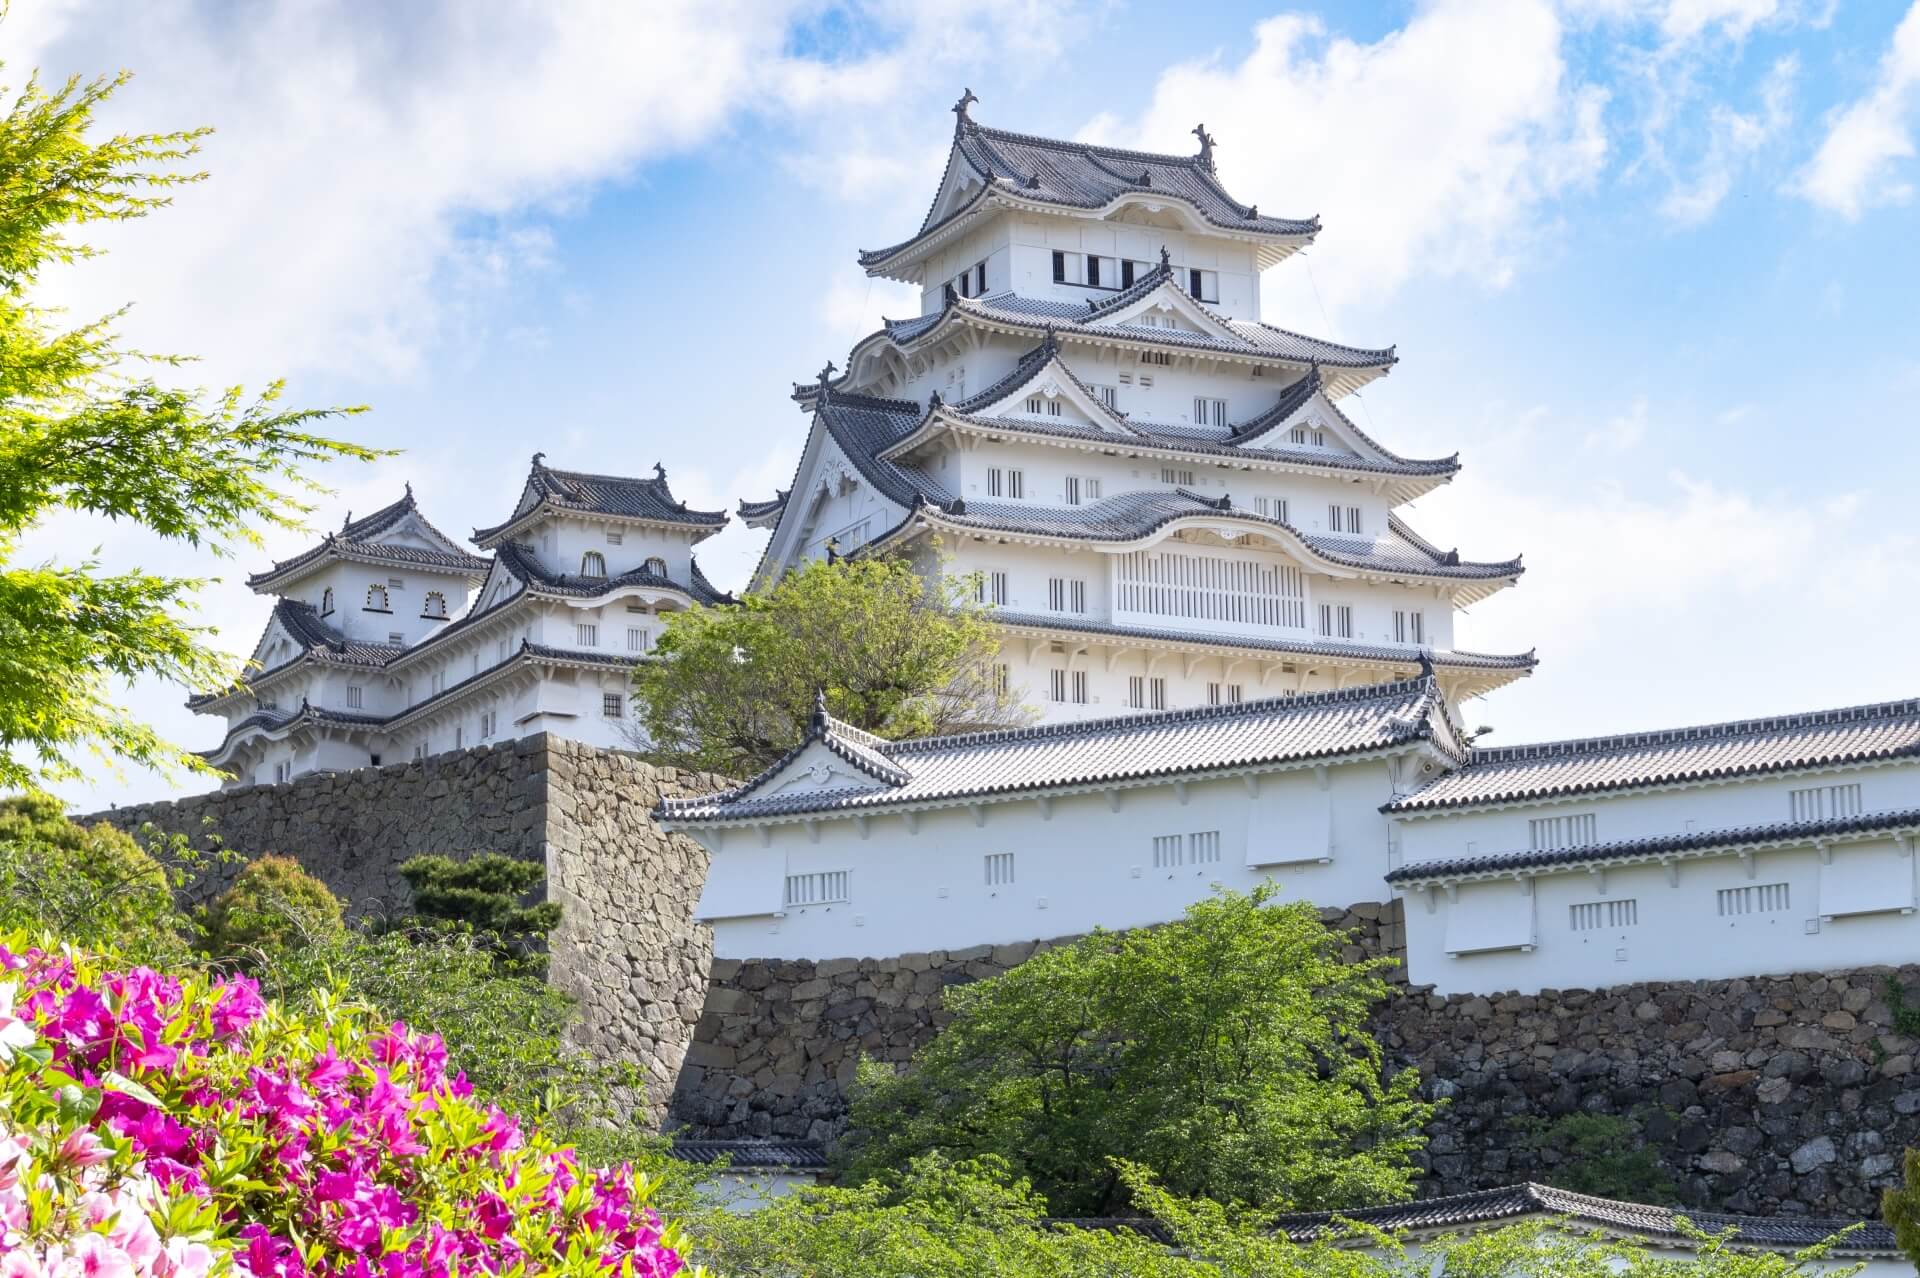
(658, 675, 1460, 824)
(188, 601, 404, 708)
(1386, 805, 1920, 884)
(663, 1139, 829, 1170)
(474, 455, 727, 542)
(1389, 694, 1920, 813)
(990, 612, 1537, 673)
(1268, 1183, 1894, 1255)
(246, 489, 490, 588)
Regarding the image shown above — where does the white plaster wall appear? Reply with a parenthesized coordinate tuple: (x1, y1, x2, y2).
(530, 515, 698, 582)
(1001, 213, 1262, 320)
(1394, 761, 1920, 870)
(1402, 836, 1920, 996)
(695, 756, 1415, 961)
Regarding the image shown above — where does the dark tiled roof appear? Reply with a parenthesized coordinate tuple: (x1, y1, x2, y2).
(1386, 806, 1920, 884)
(189, 601, 404, 709)
(246, 490, 490, 589)
(1270, 1183, 1893, 1255)
(659, 676, 1460, 823)
(200, 700, 388, 766)
(869, 289, 1396, 372)
(664, 1139, 829, 1171)
(474, 456, 727, 544)
(901, 489, 1521, 582)
(1389, 695, 1920, 813)
(881, 358, 1454, 482)
(494, 542, 730, 605)
(737, 492, 788, 526)
(859, 118, 1316, 269)
(992, 612, 1536, 673)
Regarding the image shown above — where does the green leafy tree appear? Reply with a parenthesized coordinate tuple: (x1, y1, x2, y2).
(836, 885, 1436, 1216)
(0, 793, 195, 959)
(694, 1155, 1865, 1278)
(631, 555, 1024, 775)
(398, 852, 562, 944)
(200, 852, 345, 960)
(1882, 1147, 1920, 1269)
(0, 67, 380, 791)
(1513, 1111, 1677, 1202)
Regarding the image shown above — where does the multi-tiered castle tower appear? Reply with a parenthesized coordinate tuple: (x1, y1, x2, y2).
(742, 96, 1532, 715)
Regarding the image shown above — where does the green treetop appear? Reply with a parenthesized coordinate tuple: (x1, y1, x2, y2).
(0, 67, 382, 790)
(631, 555, 1024, 776)
(835, 885, 1437, 1217)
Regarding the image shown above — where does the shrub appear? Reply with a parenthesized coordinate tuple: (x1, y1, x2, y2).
(1512, 1111, 1676, 1201)
(0, 936, 696, 1277)
(200, 853, 345, 960)
(0, 794, 188, 960)
(398, 853, 561, 948)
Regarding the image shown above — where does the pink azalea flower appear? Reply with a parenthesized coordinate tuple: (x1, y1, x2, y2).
(68, 1232, 136, 1278)
(55, 1128, 112, 1169)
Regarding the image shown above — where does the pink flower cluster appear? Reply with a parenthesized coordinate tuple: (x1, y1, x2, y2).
(0, 944, 692, 1278)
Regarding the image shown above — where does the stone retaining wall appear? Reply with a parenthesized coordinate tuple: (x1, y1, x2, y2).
(90, 735, 729, 1124)
(666, 901, 1402, 1140)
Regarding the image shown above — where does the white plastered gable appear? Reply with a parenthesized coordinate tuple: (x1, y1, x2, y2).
(973, 354, 1132, 436)
(364, 509, 467, 560)
(1093, 279, 1240, 345)
(1236, 386, 1367, 460)
(752, 740, 897, 800)
(249, 614, 308, 671)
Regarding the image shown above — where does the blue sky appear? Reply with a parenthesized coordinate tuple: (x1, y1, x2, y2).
(10, 0, 1920, 810)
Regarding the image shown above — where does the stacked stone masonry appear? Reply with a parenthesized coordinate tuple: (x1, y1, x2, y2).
(89, 735, 729, 1126)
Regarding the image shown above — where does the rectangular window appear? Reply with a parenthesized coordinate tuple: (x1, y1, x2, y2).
(273, 761, 290, 784)
(993, 663, 1010, 697)
(1065, 475, 1081, 505)
(1026, 396, 1042, 414)
(1092, 384, 1117, 408)
(1194, 397, 1228, 427)
(1008, 469, 1025, 499)
(388, 632, 405, 646)
(984, 852, 1016, 887)
(1717, 883, 1791, 917)
(1052, 250, 1066, 283)
(1206, 682, 1243, 705)
(345, 686, 363, 708)
(454, 726, 464, 749)
(627, 627, 651, 652)
(974, 261, 986, 295)
(1570, 899, 1638, 931)
(1051, 251, 1084, 285)
(1189, 830, 1221, 864)
(1789, 783, 1863, 821)
(1114, 549, 1307, 630)
(576, 623, 598, 647)
(1152, 831, 1222, 868)
(1152, 834, 1183, 868)
(987, 467, 1003, 497)
(1393, 610, 1426, 645)
(1160, 467, 1196, 487)
(975, 570, 1009, 606)
(785, 871, 851, 907)
(431, 670, 445, 695)
(1050, 669, 1067, 703)
(606, 530, 624, 545)
(1186, 268, 1219, 303)
(1327, 504, 1362, 534)
(1141, 352, 1171, 367)
(1529, 813, 1598, 851)
(1071, 670, 1087, 704)
(412, 743, 426, 761)
(387, 577, 404, 590)
(1317, 603, 1353, 638)
(1047, 577, 1086, 613)
(1086, 254, 1106, 288)
(479, 709, 495, 738)
(601, 693, 624, 718)
(1118, 372, 1133, 385)
(1128, 676, 1167, 710)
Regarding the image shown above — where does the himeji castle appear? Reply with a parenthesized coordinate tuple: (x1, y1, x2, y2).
(193, 458, 730, 787)
(740, 94, 1533, 715)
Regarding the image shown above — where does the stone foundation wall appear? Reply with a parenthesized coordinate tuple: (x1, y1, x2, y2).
(1394, 966, 1920, 1219)
(667, 901, 1402, 1140)
(89, 735, 729, 1124)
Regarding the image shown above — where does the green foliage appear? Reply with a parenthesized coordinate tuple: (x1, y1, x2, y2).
(1513, 1111, 1677, 1201)
(836, 885, 1436, 1216)
(1881, 1146, 1920, 1269)
(398, 852, 561, 944)
(1884, 976, 1920, 1039)
(0, 793, 196, 959)
(200, 852, 345, 959)
(632, 555, 1024, 775)
(0, 66, 382, 791)
(693, 1155, 1865, 1278)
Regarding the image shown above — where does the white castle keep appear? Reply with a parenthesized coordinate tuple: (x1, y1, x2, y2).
(199, 98, 1920, 998)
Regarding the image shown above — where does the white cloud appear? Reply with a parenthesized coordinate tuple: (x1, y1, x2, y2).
(1659, 54, 1795, 225)
(1084, 1, 1607, 311)
(1657, 0, 1783, 43)
(1583, 397, 1649, 451)
(1796, 1, 1920, 217)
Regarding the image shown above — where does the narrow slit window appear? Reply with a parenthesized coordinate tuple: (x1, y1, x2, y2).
(984, 852, 1015, 887)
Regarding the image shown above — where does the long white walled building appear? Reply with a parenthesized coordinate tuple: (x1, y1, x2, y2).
(192, 457, 730, 787)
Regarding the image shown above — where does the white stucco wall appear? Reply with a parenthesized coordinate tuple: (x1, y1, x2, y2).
(691, 749, 1435, 961)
